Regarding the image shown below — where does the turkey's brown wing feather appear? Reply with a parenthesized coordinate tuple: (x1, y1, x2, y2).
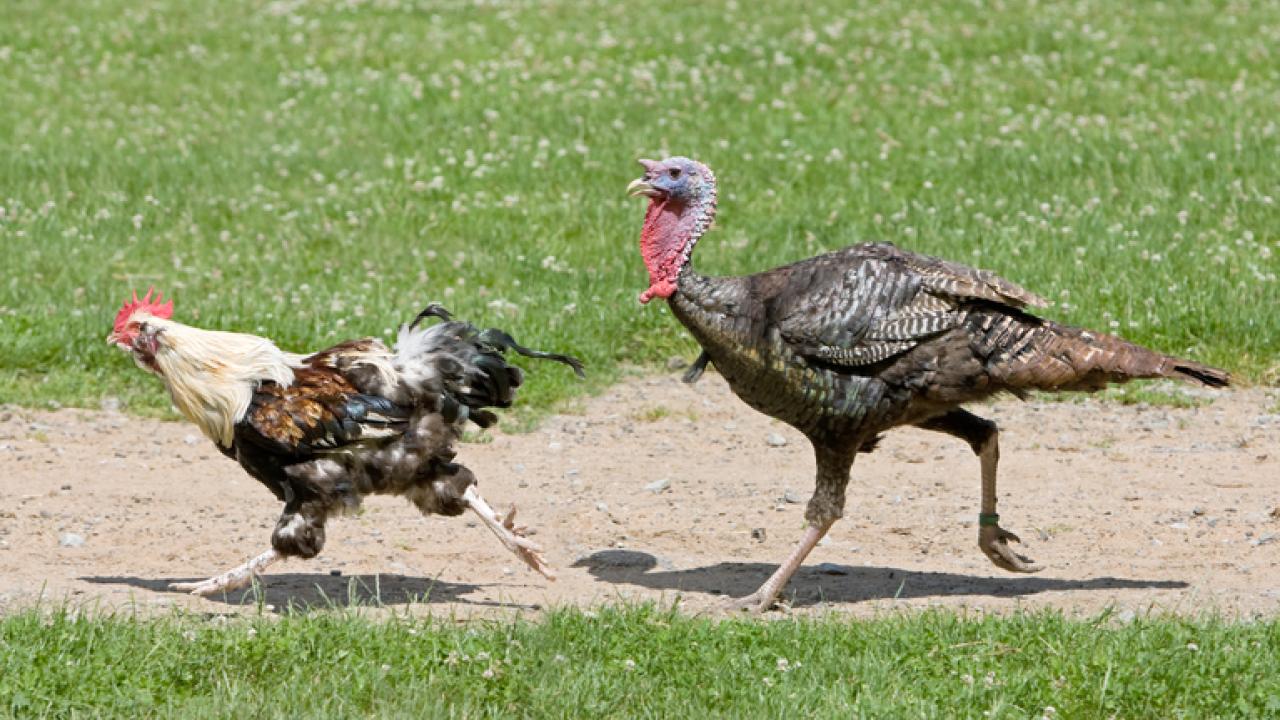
(239, 367, 410, 459)
(891, 245, 1047, 309)
(774, 243, 1046, 367)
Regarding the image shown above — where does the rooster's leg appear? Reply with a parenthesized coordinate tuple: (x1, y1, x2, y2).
(918, 410, 1041, 573)
(170, 549, 281, 596)
(724, 519, 835, 614)
(461, 486, 556, 580)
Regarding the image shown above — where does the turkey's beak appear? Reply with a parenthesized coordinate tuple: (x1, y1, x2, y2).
(628, 158, 662, 198)
(627, 178, 658, 198)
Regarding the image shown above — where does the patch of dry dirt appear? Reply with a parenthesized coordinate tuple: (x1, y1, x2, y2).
(1, 374, 1278, 618)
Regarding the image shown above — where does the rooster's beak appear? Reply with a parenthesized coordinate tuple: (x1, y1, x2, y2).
(106, 331, 128, 350)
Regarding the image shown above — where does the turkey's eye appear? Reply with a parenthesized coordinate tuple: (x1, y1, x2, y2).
(668, 167, 682, 179)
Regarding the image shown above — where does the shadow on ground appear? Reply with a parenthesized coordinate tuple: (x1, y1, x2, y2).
(573, 550, 1190, 608)
(81, 573, 540, 613)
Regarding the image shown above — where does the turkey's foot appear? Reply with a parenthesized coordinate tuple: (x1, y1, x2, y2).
(719, 519, 835, 614)
(463, 486, 555, 580)
(171, 549, 281, 596)
(979, 525, 1042, 573)
(720, 590, 788, 615)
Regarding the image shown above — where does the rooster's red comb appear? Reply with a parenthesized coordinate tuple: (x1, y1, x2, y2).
(113, 287, 174, 335)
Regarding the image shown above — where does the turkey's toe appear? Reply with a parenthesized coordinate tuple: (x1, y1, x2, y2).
(719, 591, 786, 615)
(980, 525, 1043, 573)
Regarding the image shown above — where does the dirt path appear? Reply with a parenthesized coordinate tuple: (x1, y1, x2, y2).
(2, 374, 1277, 618)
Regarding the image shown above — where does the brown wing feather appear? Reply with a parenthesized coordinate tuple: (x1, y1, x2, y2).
(897, 251, 1048, 309)
(775, 242, 1046, 367)
(241, 367, 409, 457)
(304, 338, 396, 395)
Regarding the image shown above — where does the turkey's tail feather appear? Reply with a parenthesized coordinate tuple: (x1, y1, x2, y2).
(1166, 359, 1230, 388)
(972, 312, 1230, 392)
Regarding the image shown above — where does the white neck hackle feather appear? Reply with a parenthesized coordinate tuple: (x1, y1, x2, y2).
(137, 313, 301, 447)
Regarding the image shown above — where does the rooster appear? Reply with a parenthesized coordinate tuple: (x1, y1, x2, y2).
(108, 290, 584, 596)
(627, 157, 1229, 613)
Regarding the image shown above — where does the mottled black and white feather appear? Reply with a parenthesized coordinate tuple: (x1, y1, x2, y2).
(214, 306, 584, 559)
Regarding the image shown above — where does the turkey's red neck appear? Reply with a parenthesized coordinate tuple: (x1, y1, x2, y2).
(638, 190, 716, 304)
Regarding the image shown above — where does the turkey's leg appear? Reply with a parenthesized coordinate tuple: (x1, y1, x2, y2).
(724, 520, 835, 614)
(171, 549, 281, 596)
(726, 444, 853, 613)
(918, 409, 1041, 572)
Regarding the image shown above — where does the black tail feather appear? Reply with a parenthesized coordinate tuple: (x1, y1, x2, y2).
(1172, 361, 1230, 388)
(403, 303, 585, 430)
(477, 328, 587, 378)
(409, 303, 454, 330)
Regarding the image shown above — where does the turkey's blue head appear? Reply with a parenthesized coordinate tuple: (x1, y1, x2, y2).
(627, 157, 718, 304)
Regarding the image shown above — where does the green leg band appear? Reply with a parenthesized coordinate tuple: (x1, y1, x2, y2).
(978, 513, 1000, 527)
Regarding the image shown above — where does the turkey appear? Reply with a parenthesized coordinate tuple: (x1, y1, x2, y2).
(109, 292, 584, 595)
(626, 156, 1229, 613)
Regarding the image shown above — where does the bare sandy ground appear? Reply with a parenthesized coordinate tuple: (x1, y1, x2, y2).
(2, 373, 1277, 619)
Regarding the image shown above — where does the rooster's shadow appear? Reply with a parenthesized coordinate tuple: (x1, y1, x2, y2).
(573, 550, 1190, 608)
(80, 572, 538, 613)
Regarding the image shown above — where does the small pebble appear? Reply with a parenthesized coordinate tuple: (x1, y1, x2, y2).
(816, 562, 847, 576)
(783, 489, 805, 504)
(644, 478, 671, 493)
(751, 527, 767, 542)
(59, 533, 85, 548)
(596, 502, 609, 513)
(665, 356, 688, 370)
(183, 434, 200, 446)
(766, 433, 788, 448)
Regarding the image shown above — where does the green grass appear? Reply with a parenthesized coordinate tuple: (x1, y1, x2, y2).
(2, 604, 1277, 718)
(2, 0, 1278, 415)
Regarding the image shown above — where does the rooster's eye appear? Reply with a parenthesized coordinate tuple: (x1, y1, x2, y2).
(669, 168, 682, 179)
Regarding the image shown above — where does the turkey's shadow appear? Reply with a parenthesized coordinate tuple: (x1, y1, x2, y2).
(81, 573, 538, 613)
(573, 551, 1189, 607)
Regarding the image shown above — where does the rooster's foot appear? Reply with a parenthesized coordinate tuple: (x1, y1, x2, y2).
(170, 576, 252, 597)
(463, 486, 556, 580)
(979, 525, 1042, 573)
(170, 549, 280, 596)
